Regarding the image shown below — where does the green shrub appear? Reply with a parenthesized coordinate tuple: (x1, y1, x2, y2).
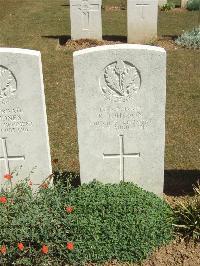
(66, 182, 173, 264)
(175, 27, 200, 48)
(174, 182, 200, 241)
(187, 0, 200, 10)
(0, 180, 173, 265)
(161, 2, 175, 11)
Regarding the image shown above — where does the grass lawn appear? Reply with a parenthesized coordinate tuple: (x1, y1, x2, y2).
(0, 1, 200, 263)
(0, 1, 199, 184)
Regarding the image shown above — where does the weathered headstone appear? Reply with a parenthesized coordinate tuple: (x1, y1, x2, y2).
(0, 48, 52, 187)
(70, 0, 102, 40)
(127, 0, 158, 43)
(73, 44, 166, 196)
(181, 0, 188, 8)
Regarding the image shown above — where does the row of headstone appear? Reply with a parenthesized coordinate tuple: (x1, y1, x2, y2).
(70, 0, 159, 43)
(0, 45, 166, 196)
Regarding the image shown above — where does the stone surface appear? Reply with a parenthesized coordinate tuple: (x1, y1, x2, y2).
(73, 44, 166, 196)
(0, 48, 52, 187)
(127, 0, 158, 44)
(181, 0, 188, 8)
(70, 0, 102, 40)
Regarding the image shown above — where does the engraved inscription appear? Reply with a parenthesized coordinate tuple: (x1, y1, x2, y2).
(99, 61, 141, 102)
(92, 106, 150, 130)
(0, 107, 33, 133)
(0, 138, 25, 174)
(0, 66, 17, 101)
(103, 135, 140, 181)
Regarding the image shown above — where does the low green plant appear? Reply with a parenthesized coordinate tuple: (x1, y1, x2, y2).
(187, 0, 200, 10)
(161, 2, 175, 11)
(173, 182, 200, 241)
(175, 26, 200, 48)
(0, 179, 174, 265)
(66, 182, 174, 264)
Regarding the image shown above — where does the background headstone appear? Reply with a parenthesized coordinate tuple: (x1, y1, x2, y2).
(73, 44, 166, 196)
(70, 0, 102, 40)
(127, 0, 158, 43)
(181, 0, 188, 8)
(0, 48, 52, 187)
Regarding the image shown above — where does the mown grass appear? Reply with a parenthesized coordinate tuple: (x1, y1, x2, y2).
(0, 0, 199, 193)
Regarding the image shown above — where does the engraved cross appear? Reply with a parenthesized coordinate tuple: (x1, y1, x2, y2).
(103, 135, 140, 182)
(136, 3, 149, 19)
(0, 138, 25, 174)
(75, 0, 99, 30)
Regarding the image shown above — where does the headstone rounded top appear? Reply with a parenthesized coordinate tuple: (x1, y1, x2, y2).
(73, 44, 166, 57)
(0, 48, 40, 56)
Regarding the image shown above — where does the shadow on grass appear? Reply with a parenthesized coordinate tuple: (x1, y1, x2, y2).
(42, 35, 71, 45)
(160, 34, 178, 40)
(103, 35, 127, 42)
(42, 35, 127, 45)
(61, 4, 70, 7)
(53, 169, 200, 196)
(164, 169, 200, 196)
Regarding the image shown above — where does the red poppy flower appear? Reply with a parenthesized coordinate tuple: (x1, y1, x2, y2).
(17, 242, 24, 251)
(0, 197, 7, 204)
(4, 174, 13, 180)
(41, 245, 48, 254)
(65, 206, 74, 213)
(66, 242, 74, 251)
(1, 244, 6, 254)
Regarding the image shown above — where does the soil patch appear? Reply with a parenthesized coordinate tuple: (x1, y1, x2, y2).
(63, 38, 181, 51)
(154, 39, 180, 50)
(63, 39, 122, 51)
(104, 5, 123, 11)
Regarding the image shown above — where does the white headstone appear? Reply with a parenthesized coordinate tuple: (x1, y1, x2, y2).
(0, 48, 52, 187)
(73, 44, 166, 196)
(70, 0, 102, 40)
(127, 0, 158, 43)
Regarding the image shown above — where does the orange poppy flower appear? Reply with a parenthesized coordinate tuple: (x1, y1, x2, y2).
(0, 197, 7, 204)
(65, 206, 74, 213)
(41, 245, 48, 254)
(4, 174, 13, 180)
(1, 244, 6, 254)
(17, 242, 24, 251)
(66, 242, 74, 251)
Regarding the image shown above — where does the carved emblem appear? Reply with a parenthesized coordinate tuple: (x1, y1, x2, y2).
(99, 60, 141, 102)
(81, 0, 89, 11)
(0, 66, 17, 100)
